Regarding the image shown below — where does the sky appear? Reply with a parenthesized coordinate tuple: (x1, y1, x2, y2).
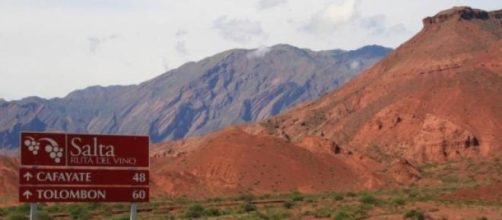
(0, 0, 500, 101)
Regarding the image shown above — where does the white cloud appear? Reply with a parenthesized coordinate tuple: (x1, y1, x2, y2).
(88, 35, 119, 54)
(257, 0, 288, 10)
(359, 14, 386, 35)
(247, 46, 271, 58)
(175, 29, 188, 37)
(175, 41, 189, 56)
(301, 0, 359, 34)
(213, 16, 266, 43)
(0, 0, 500, 100)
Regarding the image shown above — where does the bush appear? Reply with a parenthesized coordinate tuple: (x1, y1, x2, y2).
(346, 192, 357, 197)
(45, 205, 61, 213)
(289, 192, 304, 202)
(239, 194, 255, 202)
(391, 197, 406, 206)
(333, 193, 345, 201)
(204, 208, 221, 217)
(112, 215, 129, 220)
(37, 211, 53, 220)
(359, 193, 378, 205)
(6, 213, 28, 220)
(333, 211, 352, 220)
(185, 204, 205, 218)
(242, 201, 257, 212)
(403, 209, 425, 220)
(313, 207, 332, 218)
(15, 204, 31, 213)
(264, 208, 291, 220)
(68, 205, 91, 220)
(283, 201, 294, 209)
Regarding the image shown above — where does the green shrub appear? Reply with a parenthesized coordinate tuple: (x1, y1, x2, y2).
(185, 204, 205, 218)
(15, 204, 31, 213)
(204, 208, 221, 217)
(289, 192, 304, 202)
(37, 211, 53, 220)
(403, 209, 425, 220)
(112, 215, 129, 220)
(239, 194, 255, 202)
(6, 213, 28, 220)
(264, 208, 291, 220)
(68, 205, 91, 220)
(206, 197, 223, 203)
(84, 203, 101, 211)
(45, 205, 61, 213)
(283, 201, 294, 209)
(333, 211, 352, 220)
(359, 193, 378, 205)
(346, 192, 357, 197)
(391, 197, 406, 206)
(313, 207, 332, 218)
(333, 193, 345, 201)
(242, 201, 257, 212)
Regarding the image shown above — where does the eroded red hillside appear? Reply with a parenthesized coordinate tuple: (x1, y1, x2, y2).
(150, 6, 502, 197)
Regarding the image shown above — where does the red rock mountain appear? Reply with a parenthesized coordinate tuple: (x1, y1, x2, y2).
(151, 6, 502, 197)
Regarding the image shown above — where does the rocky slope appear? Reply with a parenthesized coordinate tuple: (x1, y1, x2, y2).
(259, 6, 502, 164)
(0, 44, 389, 149)
(150, 6, 502, 197)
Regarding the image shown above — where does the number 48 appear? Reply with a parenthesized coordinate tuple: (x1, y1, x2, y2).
(132, 172, 146, 183)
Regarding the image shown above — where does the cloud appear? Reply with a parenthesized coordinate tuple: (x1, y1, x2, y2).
(87, 35, 118, 54)
(300, 0, 360, 35)
(213, 16, 266, 43)
(175, 41, 189, 56)
(161, 57, 169, 72)
(359, 14, 387, 35)
(175, 29, 188, 37)
(257, 0, 288, 10)
(247, 46, 271, 58)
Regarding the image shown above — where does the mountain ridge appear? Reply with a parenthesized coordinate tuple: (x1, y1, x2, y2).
(0, 44, 391, 149)
(149, 6, 502, 197)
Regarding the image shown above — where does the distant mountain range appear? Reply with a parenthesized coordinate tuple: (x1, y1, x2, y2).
(0, 44, 390, 149)
(149, 6, 502, 197)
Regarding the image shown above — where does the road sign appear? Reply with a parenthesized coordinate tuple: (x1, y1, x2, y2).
(19, 186, 149, 203)
(20, 132, 150, 204)
(21, 132, 149, 167)
(19, 168, 149, 186)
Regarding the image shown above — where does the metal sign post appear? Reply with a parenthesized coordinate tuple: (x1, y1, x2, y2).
(130, 203, 137, 220)
(30, 203, 37, 220)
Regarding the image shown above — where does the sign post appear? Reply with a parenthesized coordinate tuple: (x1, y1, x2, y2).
(130, 203, 137, 220)
(19, 132, 149, 219)
(30, 203, 37, 220)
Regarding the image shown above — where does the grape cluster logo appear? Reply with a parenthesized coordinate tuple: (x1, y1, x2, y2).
(23, 136, 64, 163)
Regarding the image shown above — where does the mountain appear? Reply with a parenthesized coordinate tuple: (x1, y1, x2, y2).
(0, 44, 390, 149)
(150, 6, 502, 196)
(260, 6, 502, 163)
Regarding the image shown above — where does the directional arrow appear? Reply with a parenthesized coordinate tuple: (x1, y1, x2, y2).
(23, 172, 33, 181)
(23, 190, 32, 199)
